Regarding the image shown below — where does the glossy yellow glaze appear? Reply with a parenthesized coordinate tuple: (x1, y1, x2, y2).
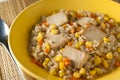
(8, 0, 120, 80)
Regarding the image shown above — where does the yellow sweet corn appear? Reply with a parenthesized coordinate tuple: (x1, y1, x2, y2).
(117, 34, 120, 38)
(75, 41, 83, 49)
(79, 41, 83, 45)
(103, 37, 110, 43)
(85, 41, 92, 48)
(73, 71, 81, 78)
(59, 70, 65, 77)
(79, 68, 86, 75)
(103, 60, 109, 69)
(70, 12, 76, 18)
(104, 16, 109, 21)
(94, 56, 102, 65)
(45, 58, 50, 62)
(45, 43, 51, 49)
(96, 17, 101, 24)
(90, 70, 96, 76)
(36, 32, 44, 41)
(117, 47, 120, 53)
(42, 58, 50, 67)
(54, 55, 63, 62)
(51, 28, 59, 34)
(50, 69, 57, 75)
(94, 67, 101, 73)
(59, 62, 65, 70)
(75, 42, 80, 49)
(75, 32, 80, 38)
(42, 61, 48, 67)
(106, 52, 113, 60)
(50, 24, 57, 29)
(101, 22, 106, 30)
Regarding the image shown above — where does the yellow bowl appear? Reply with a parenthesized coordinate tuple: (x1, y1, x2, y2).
(8, 0, 120, 80)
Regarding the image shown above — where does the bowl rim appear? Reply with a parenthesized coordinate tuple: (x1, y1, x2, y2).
(8, 0, 46, 79)
(8, 0, 120, 79)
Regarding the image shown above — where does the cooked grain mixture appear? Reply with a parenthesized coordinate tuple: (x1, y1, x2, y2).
(29, 9, 120, 80)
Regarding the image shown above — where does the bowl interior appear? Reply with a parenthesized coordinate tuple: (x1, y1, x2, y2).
(9, 0, 120, 80)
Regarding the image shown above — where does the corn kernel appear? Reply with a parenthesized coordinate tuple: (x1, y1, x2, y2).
(42, 61, 48, 67)
(75, 32, 80, 38)
(96, 17, 101, 24)
(36, 32, 44, 41)
(101, 22, 106, 30)
(59, 62, 65, 70)
(103, 60, 109, 68)
(75, 42, 80, 49)
(70, 12, 76, 18)
(94, 56, 102, 65)
(106, 52, 113, 60)
(85, 41, 92, 48)
(117, 34, 120, 38)
(103, 37, 110, 43)
(54, 55, 63, 62)
(50, 24, 57, 29)
(75, 41, 84, 49)
(45, 43, 51, 49)
(104, 16, 109, 21)
(117, 47, 120, 53)
(90, 70, 96, 76)
(42, 58, 50, 67)
(101, 22, 106, 27)
(94, 67, 101, 73)
(51, 29, 59, 34)
(79, 68, 86, 75)
(45, 58, 50, 62)
(59, 70, 65, 77)
(50, 69, 57, 75)
(79, 41, 83, 45)
(73, 71, 81, 78)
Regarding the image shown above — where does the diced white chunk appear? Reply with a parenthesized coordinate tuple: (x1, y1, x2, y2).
(45, 34, 69, 49)
(46, 12, 68, 26)
(62, 46, 88, 68)
(83, 26, 106, 42)
(77, 17, 97, 27)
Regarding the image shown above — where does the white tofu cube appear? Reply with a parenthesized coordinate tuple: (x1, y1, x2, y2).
(62, 46, 88, 68)
(46, 12, 68, 26)
(83, 26, 106, 42)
